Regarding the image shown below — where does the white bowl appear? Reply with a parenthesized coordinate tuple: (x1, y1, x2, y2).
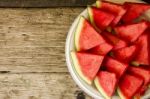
(65, 0, 150, 99)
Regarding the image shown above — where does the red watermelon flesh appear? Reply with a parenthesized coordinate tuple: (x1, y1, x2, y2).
(114, 21, 148, 43)
(132, 33, 149, 65)
(102, 32, 127, 50)
(89, 41, 113, 56)
(75, 17, 105, 51)
(71, 51, 104, 84)
(96, 1, 126, 26)
(117, 74, 143, 99)
(123, 2, 150, 23)
(128, 66, 150, 94)
(88, 7, 115, 31)
(142, 66, 150, 85)
(104, 57, 128, 79)
(113, 45, 137, 63)
(94, 71, 117, 99)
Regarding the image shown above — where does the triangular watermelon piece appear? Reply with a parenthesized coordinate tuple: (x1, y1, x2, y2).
(112, 45, 137, 63)
(74, 17, 105, 51)
(88, 7, 115, 31)
(102, 32, 127, 50)
(89, 41, 113, 56)
(123, 2, 150, 23)
(94, 71, 117, 99)
(104, 57, 128, 79)
(128, 66, 150, 94)
(132, 33, 149, 66)
(71, 51, 104, 84)
(114, 21, 148, 43)
(96, 0, 126, 26)
(117, 74, 143, 99)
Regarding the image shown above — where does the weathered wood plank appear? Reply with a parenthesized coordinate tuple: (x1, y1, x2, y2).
(0, 8, 84, 73)
(0, 0, 95, 7)
(0, 73, 91, 99)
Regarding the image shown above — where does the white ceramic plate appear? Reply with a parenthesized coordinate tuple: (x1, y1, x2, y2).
(65, 0, 150, 99)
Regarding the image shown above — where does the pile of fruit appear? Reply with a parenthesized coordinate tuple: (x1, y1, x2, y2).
(70, 0, 150, 99)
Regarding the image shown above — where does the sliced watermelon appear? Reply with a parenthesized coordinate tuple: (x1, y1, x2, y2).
(102, 32, 127, 50)
(128, 66, 150, 94)
(96, 0, 126, 26)
(89, 41, 113, 56)
(132, 33, 149, 66)
(75, 16, 105, 51)
(112, 45, 137, 63)
(88, 7, 115, 31)
(104, 57, 128, 79)
(114, 21, 148, 43)
(117, 74, 143, 99)
(70, 51, 104, 84)
(123, 2, 150, 23)
(94, 71, 117, 99)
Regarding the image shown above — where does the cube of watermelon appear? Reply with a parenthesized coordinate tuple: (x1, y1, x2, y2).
(128, 66, 150, 94)
(132, 33, 149, 66)
(71, 51, 104, 84)
(96, 0, 126, 26)
(88, 7, 115, 31)
(102, 32, 127, 50)
(89, 40, 113, 56)
(104, 57, 128, 79)
(123, 2, 150, 23)
(112, 45, 137, 63)
(114, 21, 148, 43)
(117, 74, 143, 99)
(94, 71, 117, 99)
(75, 17, 105, 51)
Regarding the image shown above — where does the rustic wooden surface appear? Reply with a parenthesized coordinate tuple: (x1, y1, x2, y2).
(0, 8, 92, 99)
(0, 0, 95, 7)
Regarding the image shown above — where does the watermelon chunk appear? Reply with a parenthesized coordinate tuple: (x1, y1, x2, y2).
(114, 21, 148, 43)
(75, 16, 105, 51)
(102, 32, 127, 50)
(123, 2, 150, 23)
(70, 51, 104, 84)
(132, 33, 149, 66)
(96, 0, 126, 26)
(112, 45, 137, 63)
(128, 66, 150, 94)
(88, 7, 115, 31)
(89, 41, 113, 56)
(117, 74, 143, 99)
(94, 71, 117, 99)
(104, 57, 128, 79)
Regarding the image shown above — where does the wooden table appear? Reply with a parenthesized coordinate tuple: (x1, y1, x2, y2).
(0, 8, 92, 99)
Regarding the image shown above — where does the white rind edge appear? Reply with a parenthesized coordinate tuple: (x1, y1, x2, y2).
(75, 17, 84, 51)
(70, 51, 92, 85)
(96, 0, 101, 8)
(117, 87, 126, 99)
(87, 7, 102, 33)
(94, 77, 111, 99)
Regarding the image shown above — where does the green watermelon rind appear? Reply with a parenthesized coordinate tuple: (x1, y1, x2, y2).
(131, 61, 140, 66)
(87, 7, 101, 33)
(117, 87, 127, 99)
(94, 77, 111, 99)
(74, 16, 85, 51)
(70, 51, 92, 85)
(96, 0, 101, 8)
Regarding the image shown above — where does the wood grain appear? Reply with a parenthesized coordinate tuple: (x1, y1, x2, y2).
(0, 0, 95, 7)
(0, 7, 92, 99)
(0, 73, 91, 99)
(0, 8, 84, 73)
